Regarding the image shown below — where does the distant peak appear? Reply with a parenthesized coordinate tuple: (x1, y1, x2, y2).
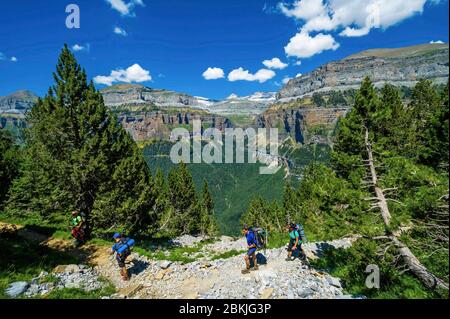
(2, 90, 39, 99)
(227, 93, 239, 100)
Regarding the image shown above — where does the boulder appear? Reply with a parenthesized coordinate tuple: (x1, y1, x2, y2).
(52, 264, 80, 274)
(159, 261, 172, 269)
(327, 277, 342, 288)
(26, 284, 40, 296)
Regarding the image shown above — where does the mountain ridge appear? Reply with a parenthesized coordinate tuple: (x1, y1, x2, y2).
(278, 43, 449, 102)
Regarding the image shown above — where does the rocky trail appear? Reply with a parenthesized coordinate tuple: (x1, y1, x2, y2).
(1, 222, 360, 299)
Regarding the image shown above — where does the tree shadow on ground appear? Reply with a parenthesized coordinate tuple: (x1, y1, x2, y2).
(0, 232, 78, 288)
(0, 224, 100, 269)
(127, 258, 150, 277)
(309, 242, 335, 259)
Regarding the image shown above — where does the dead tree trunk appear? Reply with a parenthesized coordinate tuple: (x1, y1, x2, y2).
(364, 127, 448, 291)
(364, 129, 392, 226)
(390, 236, 448, 290)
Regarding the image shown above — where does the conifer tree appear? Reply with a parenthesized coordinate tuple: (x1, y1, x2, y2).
(333, 77, 377, 184)
(0, 130, 20, 208)
(7, 45, 156, 235)
(282, 184, 298, 224)
(200, 179, 218, 236)
(154, 168, 169, 218)
(407, 80, 449, 167)
(167, 161, 200, 234)
(377, 83, 404, 147)
(332, 77, 448, 292)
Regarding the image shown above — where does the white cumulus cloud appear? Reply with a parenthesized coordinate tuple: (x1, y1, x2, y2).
(262, 57, 288, 69)
(279, 0, 327, 20)
(72, 43, 90, 52)
(430, 40, 445, 44)
(228, 67, 276, 83)
(114, 26, 128, 36)
(94, 64, 152, 86)
(278, 0, 440, 60)
(202, 67, 225, 80)
(280, 0, 437, 36)
(10, 56, 18, 62)
(285, 30, 339, 58)
(105, 0, 145, 17)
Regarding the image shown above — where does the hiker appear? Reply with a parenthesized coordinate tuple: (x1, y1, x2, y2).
(241, 225, 259, 274)
(111, 233, 135, 281)
(70, 210, 86, 245)
(286, 223, 301, 261)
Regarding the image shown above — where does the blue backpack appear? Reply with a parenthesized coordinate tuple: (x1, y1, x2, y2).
(117, 238, 135, 255)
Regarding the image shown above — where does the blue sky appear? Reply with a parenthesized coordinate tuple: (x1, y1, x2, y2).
(0, 0, 448, 100)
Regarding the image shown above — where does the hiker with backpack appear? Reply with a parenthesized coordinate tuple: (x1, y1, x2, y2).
(70, 210, 86, 246)
(286, 223, 307, 261)
(111, 232, 135, 281)
(241, 224, 259, 274)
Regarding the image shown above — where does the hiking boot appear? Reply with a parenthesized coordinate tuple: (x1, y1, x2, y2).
(241, 268, 250, 274)
(252, 265, 259, 271)
(285, 257, 293, 261)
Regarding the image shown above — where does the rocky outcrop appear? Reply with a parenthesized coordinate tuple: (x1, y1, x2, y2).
(101, 85, 275, 116)
(0, 116, 27, 129)
(118, 111, 233, 141)
(0, 90, 38, 114)
(101, 84, 205, 109)
(278, 43, 449, 101)
(5, 265, 107, 298)
(257, 107, 349, 143)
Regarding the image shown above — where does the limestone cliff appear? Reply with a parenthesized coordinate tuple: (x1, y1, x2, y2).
(278, 43, 449, 101)
(118, 111, 232, 141)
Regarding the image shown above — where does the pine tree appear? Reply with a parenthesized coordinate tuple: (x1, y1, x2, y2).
(409, 80, 449, 168)
(153, 168, 175, 234)
(0, 130, 20, 208)
(154, 169, 168, 218)
(7, 45, 156, 235)
(333, 77, 378, 184)
(167, 161, 200, 235)
(406, 79, 441, 165)
(332, 78, 449, 292)
(200, 179, 218, 236)
(377, 84, 404, 147)
(282, 183, 298, 224)
(241, 197, 270, 230)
